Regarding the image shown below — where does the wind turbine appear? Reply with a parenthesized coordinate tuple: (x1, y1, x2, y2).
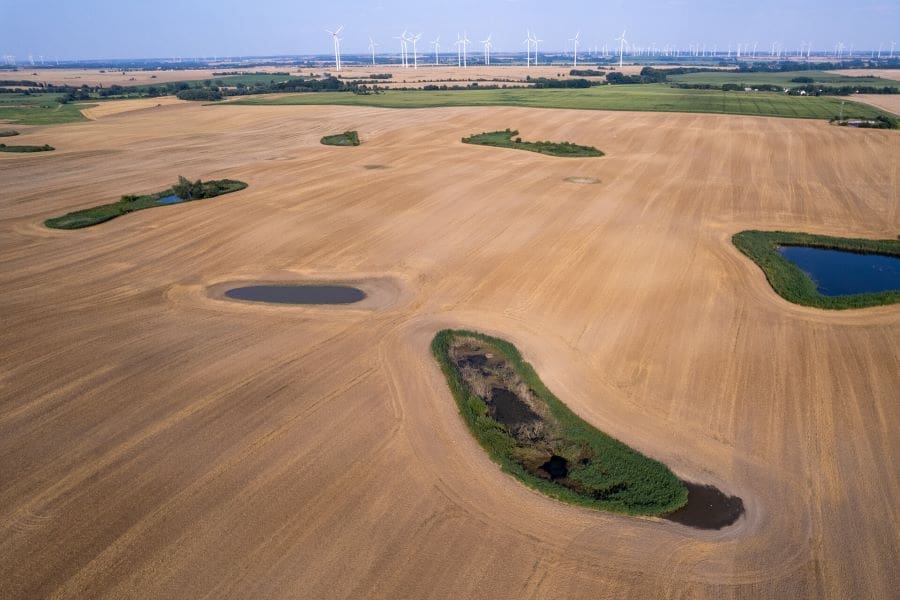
(409, 33, 422, 68)
(394, 30, 409, 67)
(616, 30, 627, 68)
(325, 26, 344, 71)
(461, 31, 471, 68)
(431, 36, 441, 65)
(891, 41, 896, 59)
(455, 33, 463, 68)
(569, 31, 580, 67)
(481, 34, 493, 66)
(523, 30, 533, 67)
(368, 37, 380, 65)
(532, 33, 542, 65)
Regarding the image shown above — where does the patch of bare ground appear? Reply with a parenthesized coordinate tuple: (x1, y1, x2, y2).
(849, 94, 900, 116)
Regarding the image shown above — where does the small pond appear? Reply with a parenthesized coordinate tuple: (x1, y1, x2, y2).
(158, 195, 185, 205)
(224, 285, 366, 305)
(778, 246, 900, 296)
(664, 482, 744, 530)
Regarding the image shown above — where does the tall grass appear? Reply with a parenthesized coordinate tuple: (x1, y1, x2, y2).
(462, 129, 603, 157)
(44, 178, 248, 230)
(431, 329, 688, 516)
(320, 131, 361, 146)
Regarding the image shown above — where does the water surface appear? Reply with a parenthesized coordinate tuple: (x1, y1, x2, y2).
(664, 482, 744, 530)
(778, 246, 899, 296)
(225, 285, 366, 305)
(157, 195, 185, 205)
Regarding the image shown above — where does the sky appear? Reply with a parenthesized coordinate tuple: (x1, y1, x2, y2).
(0, 0, 897, 60)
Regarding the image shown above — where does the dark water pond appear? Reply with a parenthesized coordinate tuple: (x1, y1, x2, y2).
(540, 455, 569, 479)
(779, 246, 900, 296)
(489, 387, 541, 428)
(224, 285, 366, 305)
(664, 482, 744, 530)
(158, 195, 185, 205)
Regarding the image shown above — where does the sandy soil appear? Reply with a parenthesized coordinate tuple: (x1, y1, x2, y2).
(850, 94, 900, 116)
(0, 102, 898, 599)
(826, 69, 900, 82)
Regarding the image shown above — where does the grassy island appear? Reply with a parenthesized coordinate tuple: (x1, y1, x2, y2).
(462, 129, 603, 157)
(320, 131, 361, 146)
(45, 176, 248, 229)
(432, 329, 688, 516)
(733, 230, 900, 309)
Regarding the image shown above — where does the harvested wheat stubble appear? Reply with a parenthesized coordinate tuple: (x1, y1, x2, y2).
(0, 101, 897, 599)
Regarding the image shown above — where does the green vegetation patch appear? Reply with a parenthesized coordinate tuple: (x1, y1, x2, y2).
(732, 230, 900, 309)
(320, 130, 361, 146)
(0, 129, 19, 137)
(44, 176, 248, 230)
(0, 93, 93, 125)
(0, 143, 54, 153)
(228, 85, 894, 121)
(668, 70, 897, 89)
(432, 329, 688, 515)
(462, 129, 603, 157)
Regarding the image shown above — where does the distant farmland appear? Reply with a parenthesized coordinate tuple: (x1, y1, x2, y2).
(229, 84, 893, 120)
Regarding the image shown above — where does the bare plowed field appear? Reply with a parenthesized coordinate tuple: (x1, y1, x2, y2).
(1, 102, 897, 598)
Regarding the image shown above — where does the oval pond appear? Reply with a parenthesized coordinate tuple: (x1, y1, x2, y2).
(224, 285, 367, 305)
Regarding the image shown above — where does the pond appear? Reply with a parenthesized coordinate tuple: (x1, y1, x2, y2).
(664, 482, 744, 530)
(157, 195, 185, 205)
(224, 285, 367, 305)
(778, 246, 900, 296)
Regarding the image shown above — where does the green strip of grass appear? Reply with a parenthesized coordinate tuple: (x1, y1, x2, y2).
(227, 85, 895, 121)
(44, 177, 248, 230)
(462, 129, 603, 157)
(431, 329, 688, 516)
(0, 93, 93, 125)
(0, 143, 54, 152)
(732, 230, 900, 309)
(0, 130, 19, 137)
(320, 130, 360, 146)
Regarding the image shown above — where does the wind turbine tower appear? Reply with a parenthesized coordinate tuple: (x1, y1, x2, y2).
(569, 31, 581, 67)
(325, 26, 344, 71)
(481, 34, 493, 66)
(524, 30, 533, 67)
(431, 37, 441, 65)
(410, 33, 422, 69)
(461, 31, 471, 68)
(368, 37, 380, 65)
(395, 30, 409, 67)
(616, 31, 627, 68)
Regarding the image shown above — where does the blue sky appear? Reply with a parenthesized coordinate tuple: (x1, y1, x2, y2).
(1, 0, 896, 60)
